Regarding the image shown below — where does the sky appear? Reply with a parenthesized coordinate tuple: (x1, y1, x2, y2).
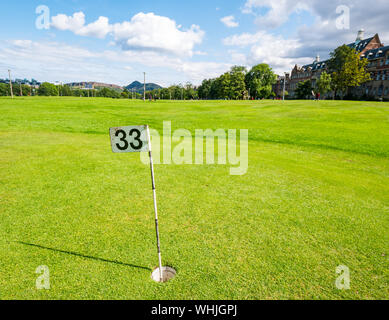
(1, 0, 389, 87)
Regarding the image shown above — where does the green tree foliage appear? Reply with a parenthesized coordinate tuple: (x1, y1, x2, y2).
(210, 77, 223, 99)
(198, 79, 213, 99)
(184, 83, 198, 100)
(197, 66, 248, 100)
(121, 91, 129, 99)
(72, 89, 86, 97)
(229, 66, 247, 100)
(0, 83, 10, 96)
(159, 88, 171, 100)
(167, 85, 184, 100)
(295, 80, 313, 99)
(12, 84, 31, 96)
(328, 45, 371, 97)
(245, 64, 277, 99)
(219, 72, 231, 99)
(38, 82, 58, 96)
(316, 71, 332, 96)
(96, 87, 120, 98)
(60, 85, 73, 96)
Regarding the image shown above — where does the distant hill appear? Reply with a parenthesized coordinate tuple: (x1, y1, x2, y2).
(66, 82, 123, 91)
(125, 81, 162, 93)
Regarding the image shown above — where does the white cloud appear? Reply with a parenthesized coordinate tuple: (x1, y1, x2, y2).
(223, 32, 262, 46)
(224, 31, 312, 74)
(112, 12, 204, 56)
(51, 12, 111, 39)
(241, 0, 389, 36)
(227, 50, 248, 65)
(248, 36, 312, 74)
(242, 0, 310, 28)
(11, 40, 33, 48)
(77, 16, 111, 39)
(194, 51, 208, 56)
(221, 16, 239, 28)
(177, 61, 231, 82)
(51, 11, 204, 57)
(51, 12, 86, 32)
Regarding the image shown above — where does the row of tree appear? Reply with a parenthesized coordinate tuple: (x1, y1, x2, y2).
(143, 64, 278, 101)
(197, 64, 277, 100)
(141, 84, 198, 100)
(0, 82, 133, 98)
(0, 83, 33, 96)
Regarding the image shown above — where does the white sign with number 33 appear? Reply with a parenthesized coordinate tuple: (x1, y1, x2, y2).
(109, 125, 150, 153)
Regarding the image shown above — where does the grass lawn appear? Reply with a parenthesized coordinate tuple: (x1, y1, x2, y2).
(0, 97, 388, 300)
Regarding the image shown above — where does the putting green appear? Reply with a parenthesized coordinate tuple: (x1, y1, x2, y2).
(0, 97, 388, 300)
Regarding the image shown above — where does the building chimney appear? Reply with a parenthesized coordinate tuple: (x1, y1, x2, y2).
(315, 54, 320, 63)
(356, 29, 365, 41)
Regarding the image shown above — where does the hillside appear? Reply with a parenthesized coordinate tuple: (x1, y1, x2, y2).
(125, 81, 162, 93)
(66, 82, 123, 90)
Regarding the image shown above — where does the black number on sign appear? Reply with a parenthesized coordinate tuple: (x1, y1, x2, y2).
(129, 129, 143, 150)
(115, 130, 129, 151)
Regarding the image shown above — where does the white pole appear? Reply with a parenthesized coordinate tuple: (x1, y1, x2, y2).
(8, 70, 13, 99)
(143, 72, 146, 101)
(147, 126, 163, 282)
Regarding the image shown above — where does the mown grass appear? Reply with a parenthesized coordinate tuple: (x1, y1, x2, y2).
(0, 97, 388, 300)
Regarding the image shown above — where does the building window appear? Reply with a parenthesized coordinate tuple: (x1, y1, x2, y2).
(378, 86, 383, 96)
(385, 87, 389, 96)
(386, 57, 389, 65)
(380, 59, 385, 66)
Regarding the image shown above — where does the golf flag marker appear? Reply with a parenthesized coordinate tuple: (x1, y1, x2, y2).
(109, 125, 166, 283)
(109, 125, 149, 153)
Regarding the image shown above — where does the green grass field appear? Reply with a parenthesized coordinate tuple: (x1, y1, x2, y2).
(0, 97, 388, 300)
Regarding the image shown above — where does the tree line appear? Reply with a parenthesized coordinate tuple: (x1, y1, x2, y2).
(146, 64, 278, 100)
(0, 82, 135, 98)
(1, 45, 371, 100)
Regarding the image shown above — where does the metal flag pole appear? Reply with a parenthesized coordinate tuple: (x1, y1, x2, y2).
(8, 70, 13, 99)
(147, 126, 163, 282)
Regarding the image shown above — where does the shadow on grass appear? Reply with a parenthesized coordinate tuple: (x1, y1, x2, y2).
(17, 241, 151, 271)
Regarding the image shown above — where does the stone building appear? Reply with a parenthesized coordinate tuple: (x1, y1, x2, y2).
(274, 31, 389, 100)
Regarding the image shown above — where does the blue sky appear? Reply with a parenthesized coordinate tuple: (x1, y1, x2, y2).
(1, 0, 388, 86)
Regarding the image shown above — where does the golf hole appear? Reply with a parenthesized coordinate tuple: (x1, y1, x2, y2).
(151, 266, 176, 283)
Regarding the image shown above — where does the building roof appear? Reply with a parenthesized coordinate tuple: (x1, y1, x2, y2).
(302, 60, 329, 71)
(301, 36, 387, 70)
(362, 45, 389, 60)
(296, 34, 387, 74)
(347, 37, 374, 52)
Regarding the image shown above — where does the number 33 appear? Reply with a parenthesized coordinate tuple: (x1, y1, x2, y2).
(115, 129, 143, 150)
